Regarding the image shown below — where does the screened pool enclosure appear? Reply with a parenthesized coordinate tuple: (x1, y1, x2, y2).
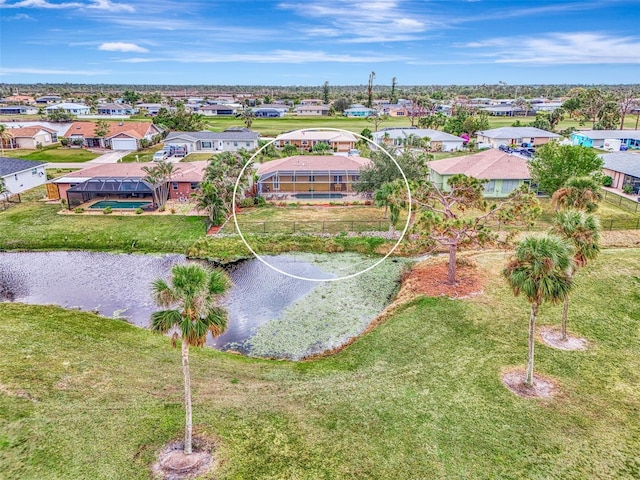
(66, 177, 160, 209)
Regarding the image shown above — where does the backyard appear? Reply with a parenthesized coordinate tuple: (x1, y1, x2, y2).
(1, 145, 100, 163)
(1, 248, 639, 479)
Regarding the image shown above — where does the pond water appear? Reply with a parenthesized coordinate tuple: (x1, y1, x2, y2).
(0, 251, 408, 359)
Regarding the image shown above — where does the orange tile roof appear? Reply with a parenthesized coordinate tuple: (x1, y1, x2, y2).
(428, 149, 530, 179)
(62, 161, 207, 182)
(63, 121, 160, 139)
(7, 125, 57, 137)
(257, 155, 371, 175)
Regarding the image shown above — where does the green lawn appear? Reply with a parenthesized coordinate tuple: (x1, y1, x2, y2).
(120, 145, 164, 163)
(1, 146, 99, 163)
(1, 249, 639, 479)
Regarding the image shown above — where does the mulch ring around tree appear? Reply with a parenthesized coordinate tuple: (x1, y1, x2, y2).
(397, 258, 484, 301)
(501, 368, 559, 399)
(152, 436, 218, 480)
(539, 326, 588, 351)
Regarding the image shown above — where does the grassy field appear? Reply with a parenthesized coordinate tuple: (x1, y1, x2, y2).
(1, 248, 639, 479)
(1, 146, 99, 163)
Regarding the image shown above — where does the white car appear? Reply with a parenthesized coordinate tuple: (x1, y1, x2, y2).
(153, 151, 168, 162)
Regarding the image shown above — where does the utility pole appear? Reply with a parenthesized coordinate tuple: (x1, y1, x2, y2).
(367, 71, 376, 109)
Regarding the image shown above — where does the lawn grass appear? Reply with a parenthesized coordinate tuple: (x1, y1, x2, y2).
(1, 249, 639, 479)
(1, 146, 99, 163)
(120, 145, 164, 163)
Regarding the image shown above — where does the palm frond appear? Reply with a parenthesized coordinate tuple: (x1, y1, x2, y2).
(150, 309, 182, 334)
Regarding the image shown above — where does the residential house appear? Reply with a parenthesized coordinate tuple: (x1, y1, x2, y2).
(300, 99, 324, 105)
(428, 149, 531, 198)
(0, 157, 47, 198)
(294, 105, 330, 116)
(136, 103, 176, 116)
(481, 105, 529, 117)
(35, 95, 62, 104)
(344, 106, 375, 117)
(96, 103, 137, 115)
(0, 106, 39, 115)
(0, 95, 35, 104)
(476, 127, 560, 148)
(45, 102, 91, 115)
(372, 128, 464, 152)
(199, 105, 238, 117)
(63, 121, 162, 150)
(274, 130, 356, 152)
(571, 130, 640, 150)
(253, 108, 285, 118)
(600, 152, 640, 194)
(49, 161, 207, 205)
(3, 125, 58, 149)
(532, 102, 564, 113)
(164, 128, 259, 153)
(256, 155, 371, 195)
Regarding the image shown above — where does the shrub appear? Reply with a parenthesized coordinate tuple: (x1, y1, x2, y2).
(170, 208, 176, 214)
(60, 137, 69, 147)
(622, 184, 633, 194)
(135, 207, 143, 214)
(240, 197, 255, 208)
(255, 196, 267, 207)
(74, 207, 84, 214)
(61, 199, 67, 208)
(602, 175, 613, 187)
(103, 206, 113, 214)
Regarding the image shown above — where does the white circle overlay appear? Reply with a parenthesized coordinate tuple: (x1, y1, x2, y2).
(232, 127, 412, 282)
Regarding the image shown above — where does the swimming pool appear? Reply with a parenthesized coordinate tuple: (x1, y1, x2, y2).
(293, 193, 346, 200)
(89, 200, 152, 209)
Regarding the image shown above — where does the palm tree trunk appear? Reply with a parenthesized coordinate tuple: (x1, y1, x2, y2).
(447, 243, 457, 285)
(525, 302, 539, 387)
(561, 295, 569, 341)
(181, 339, 193, 455)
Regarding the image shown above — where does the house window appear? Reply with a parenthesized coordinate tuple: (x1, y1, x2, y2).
(31, 168, 38, 176)
(273, 176, 279, 190)
(201, 141, 212, 149)
(292, 175, 296, 182)
(172, 182, 178, 190)
(233, 142, 238, 147)
(333, 175, 343, 183)
(352, 175, 360, 182)
(483, 180, 495, 193)
(246, 142, 251, 147)
(309, 175, 315, 182)
(190, 182, 199, 189)
(501, 180, 519, 194)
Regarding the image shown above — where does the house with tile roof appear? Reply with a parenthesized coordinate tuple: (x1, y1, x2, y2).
(372, 128, 464, 152)
(428, 149, 531, 198)
(164, 128, 259, 153)
(3, 125, 58, 149)
(274, 130, 357, 152)
(0, 157, 47, 198)
(63, 121, 162, 150)
(256, 155, 371, 195)
(49, 161, 207, 206)
(476, 127, 560, 148)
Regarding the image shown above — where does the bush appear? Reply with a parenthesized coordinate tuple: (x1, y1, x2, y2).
(622, 184, 633, 194)
(103, 206, 112, 214)
(602, 175, 613, 187)
(135, 207, 143, 214)
(255, 196, 267, 207)
(74, 207, 84, 214)
(60, 137, 69, 147)
(240, 197, 255, 208)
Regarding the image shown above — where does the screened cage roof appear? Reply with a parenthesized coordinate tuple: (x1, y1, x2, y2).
(67, 177, 155, 194)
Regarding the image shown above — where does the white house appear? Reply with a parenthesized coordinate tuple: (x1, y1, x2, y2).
(476, 127, 560, 148)
(372, 128, 465, 152)
(164, 128, 259, 153)
(0, 157, 47, 198)
(45, 102, 91, 115)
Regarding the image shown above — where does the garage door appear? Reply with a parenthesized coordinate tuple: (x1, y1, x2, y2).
(111, 138, 138, 150)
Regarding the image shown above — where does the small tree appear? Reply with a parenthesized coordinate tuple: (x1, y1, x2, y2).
(550, 210, 600, 340)
(502, 235, 574, 386)
(238, 107, 256, 128)
(151, 264, 230, 455)
(365, 111, 389, 132)
(46, 108, 75, 123)
(93, 119, 110, 140)
(386, 175, 541, 284)
(551, 176, 603, 213)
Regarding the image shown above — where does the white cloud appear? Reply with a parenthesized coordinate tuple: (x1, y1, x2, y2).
(464, 32, 640, 65)
(98, 42, 149, 53)
(3, 13, 36, 20)
(0, 0, 133, 11)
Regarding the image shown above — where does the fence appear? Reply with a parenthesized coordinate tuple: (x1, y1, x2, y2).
(603, 190, 640, 214)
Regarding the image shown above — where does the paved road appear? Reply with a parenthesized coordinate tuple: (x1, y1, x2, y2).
(46, 150, 133, 170)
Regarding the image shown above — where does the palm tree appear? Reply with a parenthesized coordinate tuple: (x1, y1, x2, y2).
(239, 107, 256, 128)
(551, 176, 603, 213)
(150, 264, 231, 455)
(0, 177, 8, 204)
(550, 210, 600, 340)
(0, 124, 13, 154)
(502, 235, 574, 386)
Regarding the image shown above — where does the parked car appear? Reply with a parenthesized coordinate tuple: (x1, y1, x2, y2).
(347, 149, 360, 156)
(173, 146, 187, 158)
(153, 151, 168, 162)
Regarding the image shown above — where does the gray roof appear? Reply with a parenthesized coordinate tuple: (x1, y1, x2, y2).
(601, 152, 640, 178)
(0, 157, 47, 176)
(573, 130, 640, 141)
(165, 130, 258, 142)
(477, 127, 560, 139)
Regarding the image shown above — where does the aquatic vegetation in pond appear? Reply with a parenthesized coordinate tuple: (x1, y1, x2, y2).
(238, 253, 412, 360)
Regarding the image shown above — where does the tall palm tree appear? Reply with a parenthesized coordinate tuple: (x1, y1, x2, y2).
(239, 107, 255, 128)
(551, 176, 603, 213)
(0, 124, 13, 154)
(503, 235, 574, 386)
(550, 210, 600, 340)
(150, 264, 231, 455)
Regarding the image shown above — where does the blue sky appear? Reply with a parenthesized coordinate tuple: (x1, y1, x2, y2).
(0, 0, 639, 86)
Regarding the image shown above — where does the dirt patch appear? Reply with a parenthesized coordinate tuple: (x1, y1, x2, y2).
(152, 437, 217, 480)
(501, 368, 558, 399)
(396, 259, 484, 301)
(539, 326, 588, 351)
